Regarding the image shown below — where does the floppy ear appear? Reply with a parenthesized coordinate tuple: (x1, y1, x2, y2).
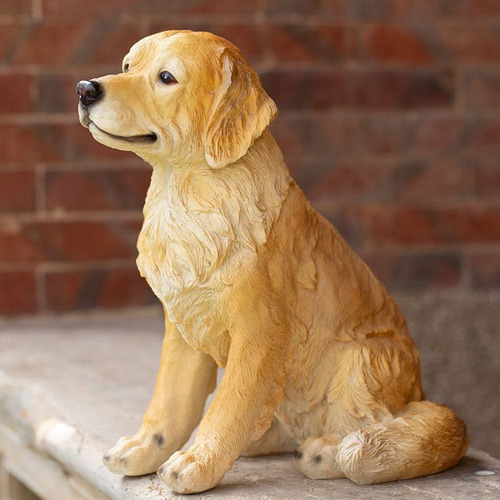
(204, 51, 278, 168)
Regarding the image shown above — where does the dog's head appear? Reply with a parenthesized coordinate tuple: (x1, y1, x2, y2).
(77, 30, 277, 168)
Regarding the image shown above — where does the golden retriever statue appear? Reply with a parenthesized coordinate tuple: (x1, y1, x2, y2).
(77, 30, 469, 494)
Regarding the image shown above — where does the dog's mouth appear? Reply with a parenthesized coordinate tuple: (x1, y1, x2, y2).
(88, 121, 157, 144)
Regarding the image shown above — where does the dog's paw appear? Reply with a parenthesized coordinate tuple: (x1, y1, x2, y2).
(157, 449, 225, 494)
(293, 435, 345, 480)
(103, 432, 171, 476)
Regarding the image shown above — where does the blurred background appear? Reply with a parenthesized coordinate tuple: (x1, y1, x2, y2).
(0, 1, 499, 457)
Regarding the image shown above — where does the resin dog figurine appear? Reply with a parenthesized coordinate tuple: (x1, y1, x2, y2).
(77, 30, 469, 494)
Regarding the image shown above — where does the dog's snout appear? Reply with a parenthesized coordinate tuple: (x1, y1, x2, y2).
(76, 80, 104, 107)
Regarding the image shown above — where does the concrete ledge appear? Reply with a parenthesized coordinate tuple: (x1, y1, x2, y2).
(0, 310, 499, 499)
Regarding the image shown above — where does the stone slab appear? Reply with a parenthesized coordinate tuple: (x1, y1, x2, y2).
(396, 292, 500, 459)
(0, 307, 499, 499)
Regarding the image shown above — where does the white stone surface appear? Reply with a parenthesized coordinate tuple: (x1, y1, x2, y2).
(0, 310, 499, 499)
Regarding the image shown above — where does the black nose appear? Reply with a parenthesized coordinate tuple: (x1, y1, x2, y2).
(76, 80, 104, 107)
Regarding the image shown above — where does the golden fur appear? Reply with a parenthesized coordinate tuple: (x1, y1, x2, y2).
(77, 30, 469, 494)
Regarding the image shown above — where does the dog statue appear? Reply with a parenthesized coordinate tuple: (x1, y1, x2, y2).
(76, 30, 469, 494)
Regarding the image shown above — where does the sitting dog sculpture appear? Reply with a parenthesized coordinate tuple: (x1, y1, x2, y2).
(77, 30, 469, 494)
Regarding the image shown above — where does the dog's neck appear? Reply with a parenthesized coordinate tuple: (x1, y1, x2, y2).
(143, 130, 291, 226)
(137, 130, 292, 295)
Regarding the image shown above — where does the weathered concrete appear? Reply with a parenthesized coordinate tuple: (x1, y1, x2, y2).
(0, 299, 499, 499)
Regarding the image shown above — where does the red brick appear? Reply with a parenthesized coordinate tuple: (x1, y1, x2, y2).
(355, 0, 500, 19)
(269, 24, 357, 63)
(363, 22, 500, 65)
(43, 0, 131, 17)
(37, 73, 76, 114)
(204, 25, 266, 64)
(147, 24, 267, 65)
(388, 159, 468, 202)
(261, 68, 454, 110)
(45, 265, 155, 312)
(466, 71, 500, 110)
(363, 24, 432, 64)
(172, 0, 262, 16)
(299, 160, 383, 201)
(305, 161, 390, 204)
(468, 252, 500, 289)
(36, 24, 266, 74)
(0, 124, 60, 162)
(0, 270, 37, 316)
(7, 22, 92, 67)
(363, 115, 414, 154)
(0, 171, 36, 213)
(0, 0, 32, 15)
(45, 268, 80, 312)
(0, 219, 141, 263)
(0, 124, 126, 162)
(45, 168, 150, 212)
(0, 163, 36, 173)
(0, 24, 24, 62)
(438, 24, 500, 65)
(363, 252, 462, 290)
(265, 0, 352, 16)
(418, 206, 500, 245)
(1, 22, 142, 69)
(425, 117, 482, 155)
(324, 205, 500, 249)
(304, 158, 468, 205)
(463, 119, 500, 155)
(0, 219, 49, 262)
(0, 73, 35, 114)
(354, 0, 441, 19)
(73, 23, 147, 67)
(444, 0, 500, 17)
(270, 114, 362, 167)
(43, 0, 261, 17)
(363, 116, 500, 157)
(473, 161, 500, 197)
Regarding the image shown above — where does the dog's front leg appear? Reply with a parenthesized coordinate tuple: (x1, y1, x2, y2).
(104, 313, 218, 476)
(158, 316, 288, 494)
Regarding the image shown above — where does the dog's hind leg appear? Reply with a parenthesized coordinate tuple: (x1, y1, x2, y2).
(293, 432, 346, 479)
(295, 401, 469, 483)
(242, 417, 297, 457)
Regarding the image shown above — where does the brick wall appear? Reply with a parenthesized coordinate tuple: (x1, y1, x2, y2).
(1, 0, 499, 315)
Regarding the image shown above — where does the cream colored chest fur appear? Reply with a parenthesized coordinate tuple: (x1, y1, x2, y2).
(136, 154, 290, 363)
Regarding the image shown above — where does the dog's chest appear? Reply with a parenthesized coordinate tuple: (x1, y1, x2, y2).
(137, 182, 235, 296)
(136, 169, 253, 361)
(167, 285, 232, 365)
(137, 210, 234, 363)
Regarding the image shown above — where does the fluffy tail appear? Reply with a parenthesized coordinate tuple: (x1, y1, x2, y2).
(337, 400, 469, 484)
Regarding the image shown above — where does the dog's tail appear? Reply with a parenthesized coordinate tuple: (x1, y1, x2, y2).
(337, 400, 469, 484)
(294, 400, 469, 483)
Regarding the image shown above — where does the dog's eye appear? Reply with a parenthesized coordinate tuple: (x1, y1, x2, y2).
(124, 63, 130, 73)
(159, 71, 177, 85)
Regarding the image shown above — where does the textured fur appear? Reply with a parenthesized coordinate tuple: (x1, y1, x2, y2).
(78, 30, 469, 494)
